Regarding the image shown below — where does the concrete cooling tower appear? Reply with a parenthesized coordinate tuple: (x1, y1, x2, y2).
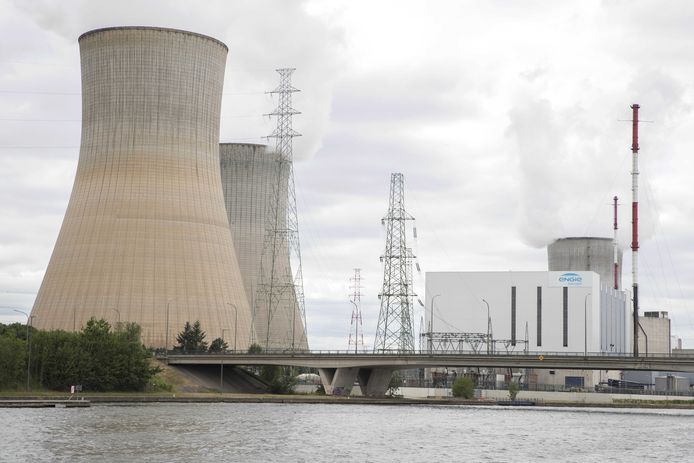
(548, 237, 623, 289)
(219, 143, 308, 350)
(31, 27, 254, 349)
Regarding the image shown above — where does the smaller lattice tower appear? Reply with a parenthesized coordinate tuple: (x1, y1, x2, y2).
(374, 173, 416, 353)
(348, 268, 365, 353)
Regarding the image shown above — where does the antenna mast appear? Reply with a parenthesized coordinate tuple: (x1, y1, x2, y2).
(348, 268, 365, 353)
(613, 196, 619, 290)
(630, 104, 640, 357)
(374, 173, 416, 353)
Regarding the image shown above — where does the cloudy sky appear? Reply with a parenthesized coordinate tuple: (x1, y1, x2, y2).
(1, 0, 693, 349)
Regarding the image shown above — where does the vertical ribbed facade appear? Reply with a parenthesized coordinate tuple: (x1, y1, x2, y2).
(219, 143, 307, 350)
(31, 27, 254, 349)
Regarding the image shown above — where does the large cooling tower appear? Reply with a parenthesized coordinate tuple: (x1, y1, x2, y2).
(548, 237, 623, 288)
(31, 27, 254, 349)
(219, 143, 308, 350)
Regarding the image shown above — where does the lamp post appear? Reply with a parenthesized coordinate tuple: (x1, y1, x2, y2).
(14, 309, 33, 391)
(584, 293, 591, 357)
(165, 300, 171, 356)
(220, 328, 230, 391)
(429, 294, 441, 353)
(227, 302, 238, 352)
(482, 299, 491, 355)
(112, 308, 120, 328)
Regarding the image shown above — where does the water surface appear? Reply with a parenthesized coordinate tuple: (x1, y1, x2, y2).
(2, 403, 691, 462)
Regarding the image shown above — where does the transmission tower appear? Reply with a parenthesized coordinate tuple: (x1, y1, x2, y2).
(348, 268, 365, 353)
(255, 68, 308, 351)
(374, 173, 416, 353)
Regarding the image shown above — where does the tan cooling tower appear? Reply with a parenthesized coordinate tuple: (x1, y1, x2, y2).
(31, 27, 253, 349)
(219, 143, 308, 350)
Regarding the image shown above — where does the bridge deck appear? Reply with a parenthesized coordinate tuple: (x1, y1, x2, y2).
(159, 352, 694, 373)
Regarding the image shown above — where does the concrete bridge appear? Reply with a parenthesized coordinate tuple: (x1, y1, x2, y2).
(159, 351, 694, 397)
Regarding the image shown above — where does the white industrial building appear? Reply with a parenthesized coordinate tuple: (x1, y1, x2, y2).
(424, 270, 632, 388)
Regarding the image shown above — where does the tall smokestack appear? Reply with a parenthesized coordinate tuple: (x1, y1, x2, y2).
(31, 27, 254, 349)
(631, 104, 640, 357)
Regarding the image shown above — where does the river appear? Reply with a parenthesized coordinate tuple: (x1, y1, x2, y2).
(1, 403, 692, 462)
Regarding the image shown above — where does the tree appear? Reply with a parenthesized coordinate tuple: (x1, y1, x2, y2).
(386, 371, 403, 397)
(247, 343, 263, 354)
(260, 365, 297, 394)
(0, 335, 26, 389)
(452, 377, 475, 399)
(174, 320, 208, 352)
(508, 381, 520, 401)
(208, 337, 228, 353)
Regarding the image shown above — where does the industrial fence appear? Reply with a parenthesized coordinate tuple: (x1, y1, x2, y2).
(398, 377, 694, 397)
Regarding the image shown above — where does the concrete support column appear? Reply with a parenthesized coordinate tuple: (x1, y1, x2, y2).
(318, 367, 359, 396)
(357, 368, 395, 397)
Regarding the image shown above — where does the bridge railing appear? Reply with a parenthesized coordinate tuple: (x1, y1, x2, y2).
(156, 348, 691, 359)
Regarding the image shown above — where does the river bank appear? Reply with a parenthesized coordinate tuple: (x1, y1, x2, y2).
(2, 391, 693, 409)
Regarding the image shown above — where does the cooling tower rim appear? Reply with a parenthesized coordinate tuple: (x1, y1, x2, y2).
(78, 26, 228, 51)
(219, 142, 268, 148)
(551, 236, 613, 243)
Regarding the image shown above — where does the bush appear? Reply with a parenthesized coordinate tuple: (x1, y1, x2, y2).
(386, 371, 403, 397)
(260, 365, 296, 394)
(452, 377, 475, 399)
(508, 381, 520, 401)
(146, 375, 173, 392)
(247, 343, 263, 354)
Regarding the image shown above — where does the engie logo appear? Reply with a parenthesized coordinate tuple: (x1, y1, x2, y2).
(558, 272, 583, 286)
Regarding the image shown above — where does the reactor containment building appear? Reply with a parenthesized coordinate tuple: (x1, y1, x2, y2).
(31, 27, 254, 348)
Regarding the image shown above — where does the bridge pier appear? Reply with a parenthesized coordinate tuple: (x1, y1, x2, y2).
(318, 367, 359, 396)
(357, 368, 394, 397)
(318, 367, 395, 397)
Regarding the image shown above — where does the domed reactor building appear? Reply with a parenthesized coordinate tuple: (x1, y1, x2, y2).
(31, 27, 254, 349)
(219, 143, 308, 350)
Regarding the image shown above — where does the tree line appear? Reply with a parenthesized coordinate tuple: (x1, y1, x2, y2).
(0, 319, 158, 392)
(0, 317, 301, 394)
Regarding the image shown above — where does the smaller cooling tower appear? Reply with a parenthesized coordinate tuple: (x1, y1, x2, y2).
(219, 143, 308, 350)
(548, 237, 622, 289)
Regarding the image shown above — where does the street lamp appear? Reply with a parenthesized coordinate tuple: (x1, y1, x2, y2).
(429, 294, 441, 353)
(165, 300, 171, 356)
(584, 293, 591, 357)
(226, 302, 238, 352)
(481, 299, 491, 355)
(14, 309, 33, 391)
(220, 328, 230, 391)
(112, 308, 120, 327)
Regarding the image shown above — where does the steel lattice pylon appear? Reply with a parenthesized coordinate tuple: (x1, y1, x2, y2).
(374, 173, 416, 353)
(348, 268, 365, 353)
(255, 68, 308, 351)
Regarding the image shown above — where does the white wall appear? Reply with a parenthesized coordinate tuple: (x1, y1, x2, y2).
(424, 271, 603, 354)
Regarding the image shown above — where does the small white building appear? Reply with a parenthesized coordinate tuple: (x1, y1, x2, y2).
(639, 311, 671, 355)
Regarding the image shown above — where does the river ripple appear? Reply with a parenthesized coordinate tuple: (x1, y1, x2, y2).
(1, 403, 692, 462)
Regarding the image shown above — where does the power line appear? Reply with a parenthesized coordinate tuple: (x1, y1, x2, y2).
(0, 89, 266, 96)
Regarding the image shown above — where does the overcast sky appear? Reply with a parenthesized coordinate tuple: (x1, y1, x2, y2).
(1, 0, 693, 349)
